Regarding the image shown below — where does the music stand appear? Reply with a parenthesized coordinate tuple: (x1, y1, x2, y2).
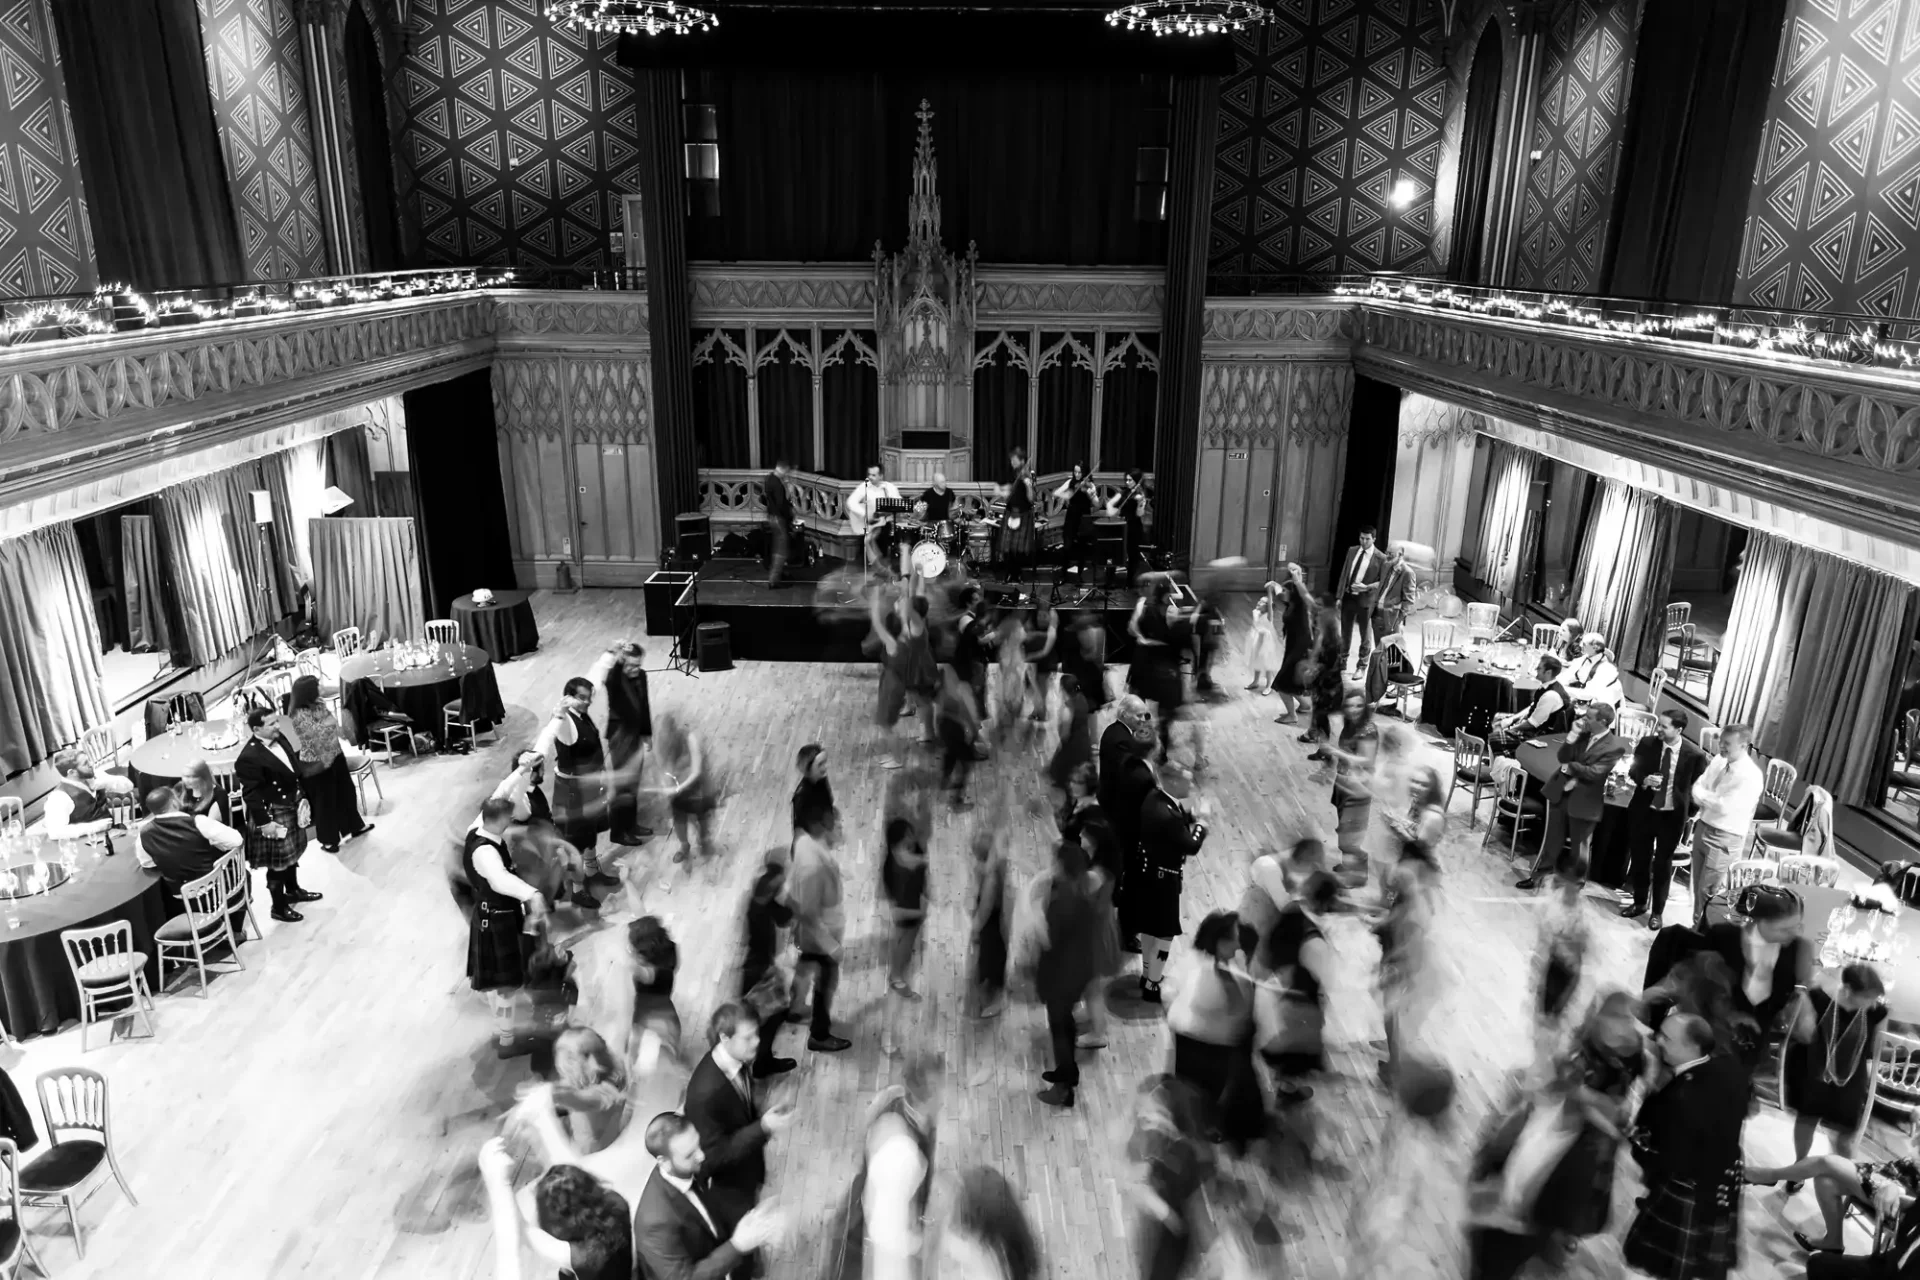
(666, 572, 700, 678)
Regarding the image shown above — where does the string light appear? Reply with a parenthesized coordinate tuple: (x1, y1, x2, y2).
(545, 0, 716, 36)
(1105, 0, 1268, 37)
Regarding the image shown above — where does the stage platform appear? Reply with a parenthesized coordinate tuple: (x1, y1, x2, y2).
(652, 556, 1144, 663)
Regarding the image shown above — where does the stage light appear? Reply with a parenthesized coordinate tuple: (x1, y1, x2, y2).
(1391, 179, 1419, 208)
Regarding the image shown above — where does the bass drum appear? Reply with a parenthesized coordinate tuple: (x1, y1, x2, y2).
(910, 539, 948, 579)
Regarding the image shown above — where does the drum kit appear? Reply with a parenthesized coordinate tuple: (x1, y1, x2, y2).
(885, 516, 974, 579)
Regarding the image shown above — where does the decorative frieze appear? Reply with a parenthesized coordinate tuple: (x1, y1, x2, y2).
(494, 297, 649, 342)
(690, 267, 875, 323)
(1203, 302, 1359, 347)
(973, 270, 1164, 327)
(492, 358, 564, 443)
(567, 358, 650, 444)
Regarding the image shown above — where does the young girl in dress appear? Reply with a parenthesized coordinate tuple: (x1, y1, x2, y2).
(1244, 590, 1280, 693)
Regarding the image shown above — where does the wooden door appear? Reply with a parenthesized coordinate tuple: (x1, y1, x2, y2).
(573, 441, 660, 586)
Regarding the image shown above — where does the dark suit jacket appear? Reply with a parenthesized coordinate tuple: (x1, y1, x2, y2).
(233, 737, 302, 824)
(1376, 560, 1416, 612)
(1037, 875, 1095, 1002)
(1545, 729, 1627, 822)
(1335, 545, 1386, 606)
(1138, 789, 1206, 874)
(762, 473, 793, 525)
(682, 1052, 769, 1201)
(1097, 723, 1153, 837)
(633, 1167, 748, 1280)
(1626, 736, 1709, 822)
(1633, 1054, 1748, 1187)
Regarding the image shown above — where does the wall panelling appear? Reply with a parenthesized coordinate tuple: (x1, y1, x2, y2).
(0, 0, 93, 295)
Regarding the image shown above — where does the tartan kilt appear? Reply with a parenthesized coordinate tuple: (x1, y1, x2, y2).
(245, 802, 308, 871)
(998, 515, 1040, 557)
(551, 773, 607, 849)
(1623, 1173, 1741, 1280)
(467, 900, 530, 992)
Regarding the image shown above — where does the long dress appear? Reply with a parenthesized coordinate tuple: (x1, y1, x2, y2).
(1271, 592, 1314, 695)
(1246, 600, 1281, 674)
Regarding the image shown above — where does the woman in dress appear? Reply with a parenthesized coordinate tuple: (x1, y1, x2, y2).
(1244, 590, 1281, 693)
(934, 1166, 1041, 1280)
(992, 611, 1030, 744)
(625, 915, 681, 1057)
(1046, 673, 1095, 812)
(1269, 567, 1316, 724)
(1301, 605, 1346, 761)
(1375, 764, 1444, 1086)
(1063, 609, 1109, 712)
(1781, 963, 1887, 1174)
(1025, 599, 1059, 722)
(549, 1026, 631, 1155)
(1127, 574, 1188, 760)
(285, 674, 371, 853)
(1256, 870, 1341, 1107)
(969, 826, 1010, 1019)
(1327, 688, 1380, 887)
(652, 712, 718, 866)
(478, 1138, 633, 1280)
(1165, 910, 1262, 1150)
(1695, 883, 1813, 1072)
(872, 579, 940, 771)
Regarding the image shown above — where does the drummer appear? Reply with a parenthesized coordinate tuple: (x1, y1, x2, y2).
(848, 464, 903, 570)
(916, 473, 956, 534)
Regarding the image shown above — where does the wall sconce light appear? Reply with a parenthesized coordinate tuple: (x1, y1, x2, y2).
(1390, 178, 1418, 208)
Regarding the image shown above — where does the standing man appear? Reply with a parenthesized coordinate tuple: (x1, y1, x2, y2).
(786, 809, 852, 1053)
(537, 677, 611, 872)
(1622, 710, 1708, 930)
(1127, 757, 1209, 1003)
(590, 642, 654, 849)
(683, 1002, 796, 1216)
(1333, 525, 1385, 672)
(463, 797, 546, 1056)
(1099, 696, 1157, 946)
(233, 708, 315, 922)
(1517, 703, 1627, 891)
(847, 464, 902, 571)
(1621, 1014, 1749, 1280)
(633, 1112, 784, 1280)
(789, 743, 834, 847)
(1688, 724, 1765, 927)
(1372, 545, 1417, 642)
(764, 459, 796, 588)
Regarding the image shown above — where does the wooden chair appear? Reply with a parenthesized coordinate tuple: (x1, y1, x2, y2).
(1675, 622, 1719, 689)
(1758, 758, 1800, 829)
(0, 1138, 44, 1278)
(1662, 602, 1692, 668)
(1776, 853, 1842, 888)
(240, 669, 293, 716)
(218, 851, 262, 944)
(424, 619, 460, 645)
(1418, 618, 1456, 659)
(443, 699, 499, 751)
(78, 727, 116, 773)
(295, 648, 341, 713)
(347, 748, 383, 812)
(1482, 761, 1544, 859)
(1378, 642, 1423, 718)
(154, 865, 244, 997)
(210, 764, 242, 820)
(1466, 602, 1500, 645)
(1615, 708, 1658, 742)
(0, 799, 19, 837)
(58, 922, 154, 1052)
(17, 1069, 137, 1259)
(1725, 857, 1779, 898)
(164, 693, 202, 727)
(1529, 622, 1566, 651)
(1643, 667, 1669, 713)
(332, 626, 363, 657)
(1447, 731, 1497, 829)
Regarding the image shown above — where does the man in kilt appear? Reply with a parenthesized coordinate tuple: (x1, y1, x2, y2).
(465, 798, 547, 1055)
(1624, 1013, 1749, 1280)
(233, 707, 314, 923)
(537, 677, 616, 877)
(1125, 756, 1208, 1004)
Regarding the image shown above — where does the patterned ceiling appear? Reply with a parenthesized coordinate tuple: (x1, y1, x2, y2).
(0, 0, 93, 295)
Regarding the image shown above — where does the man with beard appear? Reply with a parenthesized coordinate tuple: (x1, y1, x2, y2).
(588, 641, 654, 849)
(1100, 696, 1157, 951)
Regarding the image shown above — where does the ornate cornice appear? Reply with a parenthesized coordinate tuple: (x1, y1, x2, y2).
(1201, 299, 1360, 358)
(973, 268, 1164, 329)
(689, 265, 875, 326)
(1398, 390, 1480, 448)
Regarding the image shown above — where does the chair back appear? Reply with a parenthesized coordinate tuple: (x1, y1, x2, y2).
(1776, 854, 1842, 888)
(177, 867, 227, 930)
(1382, 641, 1417, 685)
(35, 1069, 111, 1148)
(1530, 623, 1565, 651)
(295, 649, 330, 683)
(1646, 667, 1668, 712)
(1466, 603, 1499, 636)
(79, 726, 116, 770)
(0, 1136, 22, 1237)
(1664, 601, 1691, 631)
(1616, 708, 1658, 742)
(1490, 760, 1528, 806)
(217, 851, 251, 911)
(241, 670, 293, 715)
(1453, 730, 1491, 778)
(0, 797, 20, 837)
(1419, 619, 1456, 657)
(1699, 725, 1722, 756)
(424, 619, 460, 645)
(210, 764, 241, 812)
(1874, 1029, 1920, 1123)
(1905, 708, 1920, 755)
(165, 693, 204, 727)
(332, 627, 362, 657)
(59, 921, 137, 983)
(1725, 858, 1779, 895)
(1763, 758, 1799, 811)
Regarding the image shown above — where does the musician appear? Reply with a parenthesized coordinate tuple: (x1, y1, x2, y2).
(847, 464, 902, 570)
(1106, 469, 1148, 563)
(997, 445, 1039, 575)
(1053, 463, 1096, 573)
(916, 474, 956, 530)
(764, 460, 796, 588)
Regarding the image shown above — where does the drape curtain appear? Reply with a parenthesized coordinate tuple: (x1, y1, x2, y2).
(1566, 481, 1677, 673)
(309, 518, 426, 642)
(52, 0, 244, 289)
(972, 342, 1028, 479)
(326, 429, 374, 515)
(1712, 532, 1919, 805)
(1473, 443, 1535, 598)
(755, 355, 815, 473)
(692, 331, 751, 469)
(1448, 27, 1504, 284)
(1602, 0, 1789, 303)
(403, 371, 517, 619)
(0, 526, 111, 774)
(155, 471, 281, 666)
(344, 3, 401, 272)
(1335, 375, 1401, 551)
(820, 337, 879, 481)
(636, 67, 700, 550)
(224, 460, 298, 613)
(268, 441, 328, 588)
(1099, 339, 1158, 473)
(1150, 74, 1219, 563)
(121, 515, 172, 655)
(1035, 333, 1094, 475)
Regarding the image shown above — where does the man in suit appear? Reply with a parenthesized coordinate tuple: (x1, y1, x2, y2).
(1622, 708, 1709, 929)
(763, 459, 795, 588)
(1334, 525, 1386, 671)
(633, 1111, 783, 1280)
(1098, 697, 1157, 952)
(135, 785, 242, 908)
(232, 708, 312, 921)
(587, 641, 654, 850)
(682, 1002, 795, 1213)
(1371, 544, 1417, 642)
(1518, 702, 1627, 890)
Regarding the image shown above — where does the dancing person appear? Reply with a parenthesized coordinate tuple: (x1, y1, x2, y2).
(873, 583, 939, 771)
(478, 1137, 632, 1280)
(1237, 845, 1290, 969)
(1688, 724, 1765, 927)
(1623, 709, 1710, 929)
(787, 808, 852, 1053)
(1165, 910, 1261, 1149)
(588, 642, 654, 848)
(764, 459, 796, 588)
(1327, 687, 1379, 886)
(540, 677, 612, 866)
(1376, 766, 1443, 1085)
(1333, 525, 1385, 672)
(1269, 569, 1315, 724)
(1564, 632, 1623, 710)
(1046, 672, 1095, 811)
(626, 915, 682, 1053)
(991, 611, 1030, 745)
(1126, 575, 1189, 760)
(549, 1026, 632, 1155)
(1781, 964, 1888, 1169)
(1746, 1109, 1920, 1266)
(1060, 765, 1121, 1050)
(1128, 757, 1209, 1003)
(1488, 655, 1571, 753)
(969, 826, 1010, 1019)
(655, 712, 718, 865)
(1190, 586, 1226, 700)
(285, 674, 372, 854)
(1245, 589, 1280, 692)
(790, 744, 834, 850)
(740, 862, 797, 1078)
(935, 1167, 1041, 1280)
(234, 707, 312, 922)
(1301, 605, 1344, 761)
(1062, 608, 1109, 711)
(881, 818, 930, 1014)
(934, 667, 981, 811)
(1256, 870, 1341, 1106)
(632, 1111, 784, 1280)
(135, 785, 242, 909)
(1025, 599, 1058, 721)
(1621, 1013, 1750, 1280)
(1126, 1075, 1214, 1280)
(1373, 545, 1417, 642)
(1037, 841, 1095, 1109)
(1685, 883, 1813, 1071)
(466, 797, 547, 1055)
(1535, 873, 1593, 1063)
(492, 748, 556, 826)
(683, 1002, 796, 1217)
(1517, 702, 1627, 891)
(846, 1056, 944, 1280)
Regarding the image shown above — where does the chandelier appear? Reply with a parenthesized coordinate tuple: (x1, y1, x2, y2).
(546, 0, 717, 36)
(1106, 0, 1268, 36)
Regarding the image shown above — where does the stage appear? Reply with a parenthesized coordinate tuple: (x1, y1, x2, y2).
(650, 555, 1145, 664)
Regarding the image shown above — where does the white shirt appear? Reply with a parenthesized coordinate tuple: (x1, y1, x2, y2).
(41, 782, 113, 839)
(468, 831, 538, 902)
(847, 481, 901, 533)
(660, 1169, 721, 1239)
(133, 812, 243, 869)
(259, 738, 295, 774)
(1521, 685, 1567, 729)
(864, 1112, 928, 1278)
(1566, 653, 1622, 708)
(1692, 753, 1765, 840)
(1347, 546, 1374, 592)
(1496, 1098, 1576, 1223)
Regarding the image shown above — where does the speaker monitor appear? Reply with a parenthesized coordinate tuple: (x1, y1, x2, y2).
(675, 512, 712, 564)
(250, 490, 273, 524)
(696, 621, 733, 671)
(642, 571, 695, 637)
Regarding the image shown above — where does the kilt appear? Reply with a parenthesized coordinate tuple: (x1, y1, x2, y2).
(244, 803, 308, 872)
(998, 514, 1040, 558)
(1623, 1173, 1741, 1280)
(468, 899, 530, 992)
(1118, 858, 1183, 939)
(552, 772, 607, 849)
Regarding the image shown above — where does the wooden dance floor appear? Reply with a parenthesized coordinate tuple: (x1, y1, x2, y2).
(15, 589, 1892, 1278)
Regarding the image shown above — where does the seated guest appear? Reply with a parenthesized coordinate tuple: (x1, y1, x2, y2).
(1564, 632, 1623, 709)
(135, 785, 243, 909)
(39, 748, 126, 840)
(285, 675, 373, 854)
(1488, 655, 1571, 752)
(1746, 1109, 1920, 1273)
(179, 761, 231, 824)
(633, 1111, 783, 1280)
(1557, 618, 1585, 664)
(234, 707, 315, 922)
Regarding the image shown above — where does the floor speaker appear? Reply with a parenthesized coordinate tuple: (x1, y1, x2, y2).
(643, 571, 694, 637)
(696, 621, 732, 671)
(676, 512, 712, 564)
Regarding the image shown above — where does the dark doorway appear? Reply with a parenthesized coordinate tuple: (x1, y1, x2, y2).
(1333, 374, 1401, 555)
(1447, 24, 1504, 283)
(404, 371, 515, 616)
(344, 3, 402, 271)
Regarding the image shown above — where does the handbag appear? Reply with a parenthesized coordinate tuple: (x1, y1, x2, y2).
(745, 963, 793, 1020)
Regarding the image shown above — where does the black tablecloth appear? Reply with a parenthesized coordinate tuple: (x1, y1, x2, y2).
(341, 645, 504, 745)
(127, 719, 245, 798)
(452, 591, 539, 663)
(1515, 736, 1633, 889)
(1420, 656, 1536, 738)
(0, 848, 165, 1038)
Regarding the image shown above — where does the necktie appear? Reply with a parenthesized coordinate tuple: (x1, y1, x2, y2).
(730, 1065, 751, 1106)
(1660, 746, 1675, 810)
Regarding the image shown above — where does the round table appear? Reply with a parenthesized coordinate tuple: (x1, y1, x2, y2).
(1420, 651, 1543, 738)
(127, 719, 245, 797)
(451, 590, 540, 663)
(340, 644, 504, 745)
(0, 846, 164, 1038)
(1514, 733, 1634, 888)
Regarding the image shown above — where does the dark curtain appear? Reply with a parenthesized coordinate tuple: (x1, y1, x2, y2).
(53, 0, 243, 289)
(691, 329, 751, 469)
(1150, 74, 1219, 564)
(0, 526, 111, 775)
(134, 495, 194, 670)
(1334, 376, 1401, 552)
(756, 355, 815, 473)
(1603, 0, 1789, 304)
(972, 339, 1028, 480)
(1035, 333, 1094, 474)
(344, 3, 401, 273)
(1447, 26, 1504, 284)
(404, 371, 515, 618)
(326, 429, 374, 515)
(72, 511, 127, 651)
(636, 68, 701, 542)
(821, 333, 879, 481)
(1099, 337, 1158, 473)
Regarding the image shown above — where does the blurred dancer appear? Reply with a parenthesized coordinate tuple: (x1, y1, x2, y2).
(1126, 1075, 1213, 1280)
(739, 862, 797, 1078)
(1374, 764, 1443, 1087)
(1025, 599, 1059, 721)
(968, 825, 1010, 1019)
(841, 1057, 944, 1280)
(654, 712, 719, 866)
(1062, 608, 1109, 711)
(934, 667, 982, 811)
(881, 818, 930, 1052)
(1244, 589, 1280, 692)
(1127, 574, 1190, 760)
(1046, 673, 1095, 813)
(991, 610, 1030, 745)
(1038, 841, 1096, 1108)
(935, 1167, 1040, 1280)
(1326, 688, 1379, 886)
(588, 642, 654, 848)
(873, 580, 940, 771)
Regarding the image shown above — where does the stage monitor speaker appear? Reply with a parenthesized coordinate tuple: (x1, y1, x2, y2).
(696, 621, 733, 671)
(643, 571, 695, 636)
(675, 512, 712, 564)
(250, 490, 273, 524)
(1094, 519, 1127, 562)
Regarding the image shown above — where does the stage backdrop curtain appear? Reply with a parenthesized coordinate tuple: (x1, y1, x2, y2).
(52, 0, 243, 289)
(326, 428, 374, 515)
(120, 515, 172, 655)
(820, 331, 879, 481)
(155, 472, 279, 666)
(1035, 332, 1094, 475)
(267, 441, 329, 588)
(1099, 336, 1158, 473)
(1448, 24, 1504, 283)
(692, 330, 751, 469)
(1473, 442, 1535, 599)
(1566, 481, 1677, 674)
(1150, 74, 1219, 562)
(404, 371, 517, 619)
(972, 336, 1028, 480)
(0, 526, 111, 774)
(222, 460, 296, 616)
(309, 518, 426, 643)
(1602, 0, 1788, 303)
(755, 346, 815, 474)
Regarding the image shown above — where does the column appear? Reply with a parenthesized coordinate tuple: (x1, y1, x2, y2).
(295, 0, 354, 274)
(635, 68, 699, 540)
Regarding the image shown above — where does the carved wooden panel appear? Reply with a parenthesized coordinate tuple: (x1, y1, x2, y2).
(1203, 304, 1359, 345)
(492, 358, 564, 442)
(494, 297, 649, 340)
(566, 357, 650, 444)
